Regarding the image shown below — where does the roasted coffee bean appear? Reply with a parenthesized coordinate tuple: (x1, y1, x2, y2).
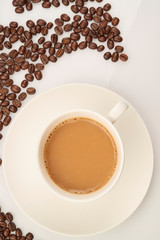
(3, 116, 11, 126)
(6, 212, 13, 223)
(26, 233, 34, 240)
(9, 234, 17, 240)
(42, 1, 51, 8)
(10, 21, 18, 28)
(0, 133, 2, 139)
(24, 31, 32, 40)
(4, 41, 12, 49)
(43, 41, 52, 49)
(12, 99, 21, 108)
(9, 34, 18, 43)
(113, 35, 123, 42)
(104, 51, 111, 60)
(0, 94, 6, 101)
(9, 105, 17, 113)
(24, 49, 32, 58)
(99, 20, 108, 29)
(10, 28, 17, 34)
(15, 6, 24, 13)
(24, 39, 33, 48)
(21, 80, 28, 88)
(49, 47, 55, 55)
(91, 23, 99, 32)
(63, 24, 72, 32)
(1, 107, 10, 116)
(52, 0, 60, 7)
(72, 21, 79, 28)
(112, 17, 119, 26)
(26, 20, 35, 28)
(15, 228, 22, 237)
(4, 79, 14, 87)
(34, 70, 42, 80)
(54, 26, 63, 35)
(11, 85, 21, 93)
(107, 32, 114, 40)
(111, 52, 119, 62)
(30, 27, 37, 35)
(84, 13, 93, 21)
(0, 35, 5, 44)
(80, 20, 88, 29)
(93, 15, 101, 23)
(35, 25, 41, 33)
(89, 6, 96, 15)
(0, 73, 9, 80)
(82, 27, 89, 36)
(25, 73, 34, 82)
(40, 54, 49, 64)
(115, 45, 124, 53)
(18, 46, 26, 55)
(62, 37, 71, 45)
(0, 212, 6, 221)
(111, 27, 120, 35)
(75, 0, 84, 7)
(120, 53, 128, 62)
(26, 87, 36, 95)
(51, 34, 58, 43)
(0, 66, 7, 73)
(78, 41, 87, 49)
(17, 26, 24, 35)
(47, 22, 53, 29)
(32, 0, 41, 2)
(14, 64, 21, 72)
(64, 45, 72, 54)
(56, 48, 64, 58)
(49, 55, 57, 62)
(3, 27, 10, 37)
(61, 14, 70, 22)
(31, 43, 39, 53)
(96, 7, 103, 16)
(1, 100, 9, 107)
(103, 12, 112, 22)
(74, 15, 81, 21)
(7, 58, 14, 66)
(74, 27, 81, 33)
(26, 2, 33, 11)
(18, 92, 27, 101)
(0, 88, 8, 94)
(0, 121, 3, 131)
(71, 41, 78, 51)
(19, 36, 26, 43)
(0, 60, 6, 67)
(7, 93, 16, 100)
(37, 19, 46, 27)
(98, 36, 106, 42)
(107, 39, 114, 49)
(0, 53, 8, 61)
(35, 63, 44, 70)
(54, 42, 62, 49)
(85, 35, 92, 43)
(55, 18, 64, 27)
(0, 25, 4, 33)
(89, 30, 98, 39)
(0, 111, 3, 120)
(62, 0, 69, 6)
(38, 48, 46, 55)
(71, 5, 79, 13)
(28, 64, 35, 74)
(31, 53, 39, 62)
(38, 37, 45, 44)
(15, 57, 25, 64)
(103, 3, 111, 11)
(0, 220, 6, 228)
(70, 33, 80, 40)
(80, 6, 88, 14)
(21, 61, 29, 70)
(89, 42, 97, 49)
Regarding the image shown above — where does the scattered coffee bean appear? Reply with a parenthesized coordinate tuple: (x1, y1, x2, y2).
(26, 87, 36, 95)
(104, 51, 111, 60)
(97, 45, 105, 52)
(42, 1, 51, 8)
(55, 18, 64, 27)
(56, 48, 64, 57)
(47, 22, 53, 29)
(74, 15, 81, 22)
(61, 14, 70, 22)
(70, 33, 80, 40)
(49, 55, 57, 62)
(12, 99, 21, 108)
(26, 232, 34, 240)
(7, 93, 16, 100)
(8, 222, 16, 231)
(21, 80, 28, 88)
(25, 74, 34, 82)
(6, 212, 13, 223)
(107, 39, 114, 49)
(64, 24, 72, 32)
(71, 41, 78, 51)
(26, 20, 35, 28)
(54, 26, 63, 35)
(64, 45, 72, 54)
(18, 92, 27, 101)
(79, 41, 87, 49)
(3, 115, 11, 126)
(112, 17, 119, 26)
(113, 35, 123, 42)
(40, 54, 49, 64)
(112, 52, 119, 62)
(9, 104, 17, 113)
(120, 53, 128, 61)
(115, 45, 124, 53)
(11, 85, 21, 93)
(0, 158, 2, 165)
(71, 5, 79, 13)
(38, 36, 45, 44)
(52, 0, 60, 7)
(34, 70, 42, 80)
(103, 3, 111, 11)
(89, 42, 97, 49)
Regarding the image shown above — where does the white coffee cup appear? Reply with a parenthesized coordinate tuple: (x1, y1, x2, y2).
(38, 101, 128, 202)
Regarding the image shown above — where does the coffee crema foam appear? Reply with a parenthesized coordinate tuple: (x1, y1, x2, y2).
(43, 117, 118, 194)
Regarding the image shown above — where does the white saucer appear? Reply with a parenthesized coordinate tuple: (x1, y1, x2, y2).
(3, 84, 154, 236)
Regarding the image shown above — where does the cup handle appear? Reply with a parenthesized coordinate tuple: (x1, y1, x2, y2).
(107, 101, 129, 123)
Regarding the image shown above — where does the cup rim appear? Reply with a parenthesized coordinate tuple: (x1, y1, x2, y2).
(38, 109, 124, 202)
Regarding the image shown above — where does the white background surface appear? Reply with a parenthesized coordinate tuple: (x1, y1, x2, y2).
(0, 0, 160, 239)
